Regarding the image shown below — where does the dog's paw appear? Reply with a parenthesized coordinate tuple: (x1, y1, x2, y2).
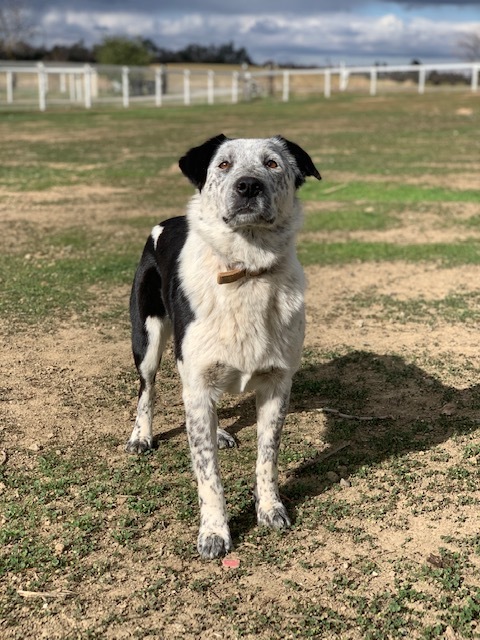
(197, 529, 232, 559)
(216, 428, 236, 450)
(125, 437, 152, 454)
(256, 502, 291, 530)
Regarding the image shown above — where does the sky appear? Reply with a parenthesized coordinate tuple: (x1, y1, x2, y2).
(27, 0, 480, 66)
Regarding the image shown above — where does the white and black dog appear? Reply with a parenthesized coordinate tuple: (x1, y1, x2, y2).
(126, 134, 321, 559)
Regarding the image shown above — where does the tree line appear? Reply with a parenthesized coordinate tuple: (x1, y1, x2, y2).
(0, 35, 254, 66)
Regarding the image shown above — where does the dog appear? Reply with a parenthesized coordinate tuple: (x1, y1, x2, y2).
(126, 134, 321, 559)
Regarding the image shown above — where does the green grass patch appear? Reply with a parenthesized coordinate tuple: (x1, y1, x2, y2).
(304, 206, 397, 232)
(302, 180, 480, 204)
(351, 291, 480, 324)
(298, 240, 480, 266)
(462, 215, 480, 229)
(0, 250, 137, 322)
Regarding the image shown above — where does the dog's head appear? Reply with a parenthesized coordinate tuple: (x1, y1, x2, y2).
(179, 135, 321, 231)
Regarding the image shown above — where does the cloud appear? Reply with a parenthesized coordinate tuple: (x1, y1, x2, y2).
(245, 13, 478, 63)
(397, 0, 480, 5)
(28, 1, 480, 65)
(30, 0, 480, 10)
(31, 0, 365, 13)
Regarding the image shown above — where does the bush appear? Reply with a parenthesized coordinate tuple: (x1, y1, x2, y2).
(94, 36, 152, 66)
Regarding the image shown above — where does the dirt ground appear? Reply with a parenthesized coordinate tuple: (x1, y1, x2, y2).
(2, 174, 480, 639)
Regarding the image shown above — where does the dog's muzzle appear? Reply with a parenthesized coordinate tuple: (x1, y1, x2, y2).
(223, 176, 273, 227)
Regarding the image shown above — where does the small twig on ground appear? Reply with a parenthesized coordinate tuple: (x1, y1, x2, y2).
(316, 440, 352, 461)
(318, 407, 393, 421)
(321, 183, 349, 195)
(0, 451, 7, 465)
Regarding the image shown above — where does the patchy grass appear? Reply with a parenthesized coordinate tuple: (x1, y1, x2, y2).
(1, 92, 480, 639)
(302, 181, 480, 204)
(0, 249, 137, 322)
(298, 240, 480, 266)
(350, 291, 480, 324)
(303, 205, 398, 232)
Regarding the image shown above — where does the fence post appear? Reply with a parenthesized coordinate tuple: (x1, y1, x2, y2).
(324, 70, 331, 98)
(370, 67, 377, 96)
(207, 70, 214, 105)
(418, 67, 426, 94)
(282, 70, 290, 102)
(6, 71, 13, 103)
(68, 73, 75, 101)
(75, 74, 83, 102)
(37, 62, 46, 111)
(232, 71, 239, 103)
(183, 69, 191, 105)
(91, 69, 98, 98)
(244, 71, 252, 100)
(339, 63, 349, 91)
(84, 65, 92, 108)
(471, 64, 479, 92)
(122, 66, 129, 107)
(155, 67, 162, 106)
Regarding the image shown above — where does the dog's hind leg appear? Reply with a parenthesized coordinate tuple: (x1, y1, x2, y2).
(126, 316, 171, 454)
(215, 411, 236, 450)
(254, 380, 292, 529)
(126, 260, 172, 454)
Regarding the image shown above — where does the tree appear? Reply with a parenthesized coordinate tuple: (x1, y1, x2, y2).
(457, 31, 480, 61)
(150, 41, 253, 64)
(0, 0, 35, 58)
(94, 36, 153, 66)
(176, 42, 252, 64)
(45, 41, 94, 63)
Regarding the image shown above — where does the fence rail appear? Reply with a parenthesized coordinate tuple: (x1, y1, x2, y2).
(0, 60, 479, 111)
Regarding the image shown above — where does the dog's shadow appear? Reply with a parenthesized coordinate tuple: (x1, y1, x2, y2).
(219, 350, 480, 539)
(150, 350, 480, 539)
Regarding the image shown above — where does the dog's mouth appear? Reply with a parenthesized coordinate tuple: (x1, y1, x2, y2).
(223, 202, 274, 228)
(223, 210, 274, 228)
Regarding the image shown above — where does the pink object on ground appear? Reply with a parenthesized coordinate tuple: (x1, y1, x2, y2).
(222, 557, 240, 568)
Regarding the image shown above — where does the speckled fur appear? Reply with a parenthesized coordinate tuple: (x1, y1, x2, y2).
(127, 136, 320, 559)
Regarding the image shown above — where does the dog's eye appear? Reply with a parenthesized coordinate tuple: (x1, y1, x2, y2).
(218, 161, 231, 170)
(265, 159, 278, 169)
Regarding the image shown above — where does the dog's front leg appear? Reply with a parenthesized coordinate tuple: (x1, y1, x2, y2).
(183, 388, 232, 559)
(255, 381, 292, 529)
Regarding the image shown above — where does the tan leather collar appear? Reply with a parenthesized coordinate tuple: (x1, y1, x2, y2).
(217, 267, 266, 285)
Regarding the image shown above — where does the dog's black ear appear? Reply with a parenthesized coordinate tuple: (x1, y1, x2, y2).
(275, 136, 321, 188)
(179, 134, 230, 191)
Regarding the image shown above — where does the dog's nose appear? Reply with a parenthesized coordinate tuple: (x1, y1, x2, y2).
(235, 177, 264, 199)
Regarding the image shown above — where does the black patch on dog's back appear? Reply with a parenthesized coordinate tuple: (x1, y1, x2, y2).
(130, 238, 165, 369)
(131, 216, 194, 362)
(159, 217, 195, 361)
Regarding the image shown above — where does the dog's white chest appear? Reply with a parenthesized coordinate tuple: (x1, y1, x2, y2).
(180, 266, 305, 387)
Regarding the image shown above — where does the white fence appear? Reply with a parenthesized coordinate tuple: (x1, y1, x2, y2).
(0, 60, 479, 111)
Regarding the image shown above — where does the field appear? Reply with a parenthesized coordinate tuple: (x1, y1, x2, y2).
(1, 92, 480, 639)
